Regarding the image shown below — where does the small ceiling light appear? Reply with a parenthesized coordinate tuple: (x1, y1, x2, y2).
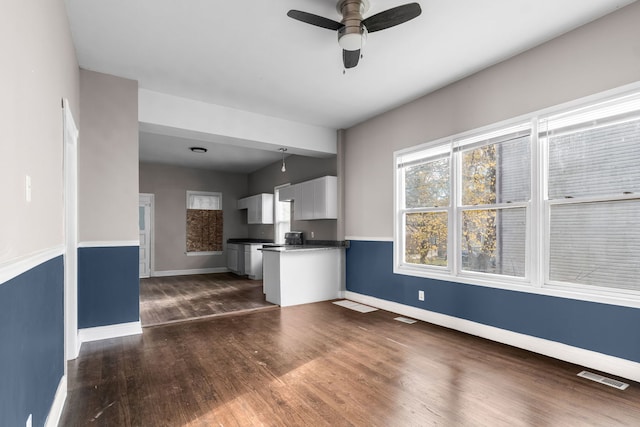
(190, 147, 207, 153)
(338, 26, 367, 51)
(279, 148, 288, 172)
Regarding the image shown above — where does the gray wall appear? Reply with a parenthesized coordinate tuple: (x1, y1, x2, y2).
(248, 155, 338, 241)
(344, 1, 640, 239)
(139, 162, 249, 272)
(0, 0, 80, 262)
(79, 69, 139, 242)
(0, 1, 79, 425)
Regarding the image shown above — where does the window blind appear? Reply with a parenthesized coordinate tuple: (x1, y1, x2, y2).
(546, 119, 640, 199)
(549, 200, 640, 291)
(187, 193, 221, 210)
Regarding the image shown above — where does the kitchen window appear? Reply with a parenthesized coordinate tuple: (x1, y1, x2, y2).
(186, 191, 223, 255)
(274, 184, 292, 244)
(394, 86, 640, 303)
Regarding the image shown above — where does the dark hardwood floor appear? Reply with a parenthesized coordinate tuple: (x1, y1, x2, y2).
(139, 273, 276, 327)
(60, 301, 640, 426)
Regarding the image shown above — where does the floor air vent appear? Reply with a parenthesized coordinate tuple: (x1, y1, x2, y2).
(394, 316, 417, 324)
(332, 300, 378, 313)
(577, 371, 629, 390)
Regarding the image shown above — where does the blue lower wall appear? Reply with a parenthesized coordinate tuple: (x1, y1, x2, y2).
(78, 246, 140, 328)
(346, 240, 640, 363)
(0, 256, 64, 427)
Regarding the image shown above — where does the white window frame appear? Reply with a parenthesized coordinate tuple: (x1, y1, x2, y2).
(187, 190, 222, 211)
(394, 82, 640, 309)
(539, 91, 640, 300)
(186, 190, 223, 256)
(274, 184, 292, 244)
(395, 121, 534, 288)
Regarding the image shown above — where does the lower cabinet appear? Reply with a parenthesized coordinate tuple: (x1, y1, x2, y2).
(227, 243, 263, 279)
(226, 243, 243, 275)
(244, 244, 263, 280)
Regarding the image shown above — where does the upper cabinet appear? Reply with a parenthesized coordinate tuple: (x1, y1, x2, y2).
(279, 176, 337, 220)
(237, 193, 274, 224)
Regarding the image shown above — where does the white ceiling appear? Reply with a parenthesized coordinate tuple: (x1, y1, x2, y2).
(138, 129, 293, 174)
(64, 0, 636, 171)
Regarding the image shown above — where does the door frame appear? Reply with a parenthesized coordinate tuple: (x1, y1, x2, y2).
(63, 98, 79, 362)
(139, 193, 155, 278)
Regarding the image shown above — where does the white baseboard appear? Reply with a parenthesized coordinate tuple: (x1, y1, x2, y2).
(44, 375, 67, 427)
(152, 267, 229, 277)
(78, 321, 142, 345)
(345, 291, 640, 383)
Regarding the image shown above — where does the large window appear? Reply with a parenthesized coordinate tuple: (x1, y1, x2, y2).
(395, 88, 640, 302)
(402, 144, 450, 269)
(542, 93, 640, 295)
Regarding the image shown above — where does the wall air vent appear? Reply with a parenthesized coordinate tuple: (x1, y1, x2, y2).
(577, 371, 629, 390)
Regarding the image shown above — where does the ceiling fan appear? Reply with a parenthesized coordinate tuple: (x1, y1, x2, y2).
(287, 0, 422, 69)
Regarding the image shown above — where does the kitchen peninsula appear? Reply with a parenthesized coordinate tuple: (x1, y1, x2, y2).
(261, 245, 345, 307)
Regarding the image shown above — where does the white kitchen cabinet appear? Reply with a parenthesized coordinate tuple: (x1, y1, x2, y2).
(237, 193, 274, 224)
(295, 182, 314, 220)
(227, 243, 241, 274)
(244, 243, 263, 280)
(228, 242, 263, 279)
(292, 176, 337, 220)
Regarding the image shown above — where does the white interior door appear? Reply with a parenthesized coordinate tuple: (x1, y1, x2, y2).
(63, 98, 79, 361)
(139, 194, 153, 278)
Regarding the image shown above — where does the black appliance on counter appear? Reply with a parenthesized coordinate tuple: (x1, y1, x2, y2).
(284, 231, 303, 246)
(262, 231, 304, 248)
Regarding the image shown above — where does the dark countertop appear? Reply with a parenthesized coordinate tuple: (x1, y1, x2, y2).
(228, 239, 350, 247)
(260, 240, 350, 252)
(260, 245, 345, 253)
(227, 238, 274, 244)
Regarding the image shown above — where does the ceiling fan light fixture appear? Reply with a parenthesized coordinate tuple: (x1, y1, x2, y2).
(287, 0, 420, 69)
(338, 27, 367, 51)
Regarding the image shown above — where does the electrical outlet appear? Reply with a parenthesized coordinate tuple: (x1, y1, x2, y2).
(311, 231, 315, 238)
(418, 290, 425, 301)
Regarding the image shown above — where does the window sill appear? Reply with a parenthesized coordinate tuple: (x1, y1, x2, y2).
(186, 251, 223, 256)
(394, 263, 640, 309)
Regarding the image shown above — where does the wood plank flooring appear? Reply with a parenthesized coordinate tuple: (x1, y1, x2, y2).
(60, 301, 640, 426)
(139, 273, 276, 327)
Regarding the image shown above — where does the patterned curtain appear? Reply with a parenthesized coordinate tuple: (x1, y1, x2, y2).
(186, 209, 223, 252)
